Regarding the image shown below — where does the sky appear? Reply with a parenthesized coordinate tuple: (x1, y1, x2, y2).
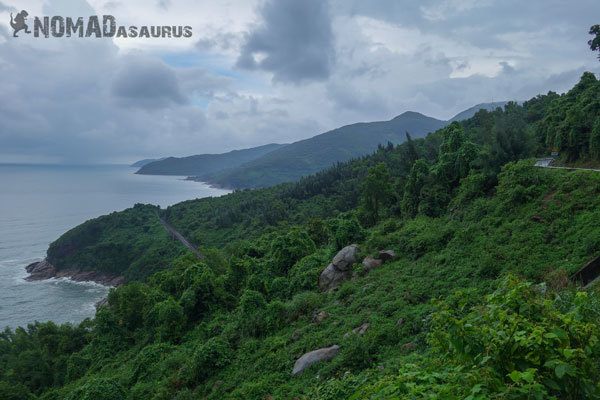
(0, 0, 599, 164)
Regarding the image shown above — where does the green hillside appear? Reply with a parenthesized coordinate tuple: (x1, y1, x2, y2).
(136, 143, 286, 176)
(2, 73, 600, 399)
(198, 111, 447, 188)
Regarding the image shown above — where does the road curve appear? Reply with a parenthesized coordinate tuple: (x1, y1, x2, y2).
(158, 217, 204, 259)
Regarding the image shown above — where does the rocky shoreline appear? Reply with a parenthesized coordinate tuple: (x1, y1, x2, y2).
(25, 259, 125, 287)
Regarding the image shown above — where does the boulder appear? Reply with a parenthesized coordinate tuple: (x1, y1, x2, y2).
(292, 345, 340, 375)
(362, 256, 382, 272)
(319, 245, 359, 291)
(344, 323, 370, 338)
(332, 245, 359, 271)
(25, 260, 57, 281)
(312, 310, 329, 323)
(319, 263, 351, 291)
(378, 250, 397, 262)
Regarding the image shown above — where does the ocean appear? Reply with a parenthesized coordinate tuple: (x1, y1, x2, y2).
(0, 164, 230, 329)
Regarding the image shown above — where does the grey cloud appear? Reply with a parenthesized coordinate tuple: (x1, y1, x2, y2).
(112, 57, 187, 108)
(237, 0, 335, 83)
(196, 31, 241, 52)
(157, 0, 171, 10)
(0, 2, 15, 12)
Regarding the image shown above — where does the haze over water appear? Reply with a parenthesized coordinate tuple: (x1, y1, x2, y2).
(0, 164, 229, 329)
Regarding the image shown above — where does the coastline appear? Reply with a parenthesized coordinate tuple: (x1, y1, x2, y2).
(25, 259, 124, 287)
(184, 176, 233, 190)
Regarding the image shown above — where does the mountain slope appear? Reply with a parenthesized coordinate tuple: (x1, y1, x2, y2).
(201, 111, 447, 188)
(136, 143, 286, 176)
(449, 101, 511, 122)
(130, 158, 165, 168)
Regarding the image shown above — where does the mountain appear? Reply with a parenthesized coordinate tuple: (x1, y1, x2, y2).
(200, 111, 447, 188)
(449, 101, 510, 122)
(130, 158, 164, 168)
(136, 143, 286, 176)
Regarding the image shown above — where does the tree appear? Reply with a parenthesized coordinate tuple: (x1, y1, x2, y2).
(269, 227, 316, 274)
(589, 24, 600, 60)
(360, 163, 394, 225)
(147, 299, 186, 343)
(433, 122, 478, 188)
(401, 159, 430, 218)
(591, 117, 600, 160)
(405, 131, 419, 165)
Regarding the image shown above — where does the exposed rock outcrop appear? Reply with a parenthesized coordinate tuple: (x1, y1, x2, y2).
(318, 245, 358, 291)
(362, 256, 382, 272)
(292, 345, 340, 375)
(312, 310, 329, 324)
(25, 260, 56, 280)
(25, 259, 124, 286)
(95, 297, 109, 309)
(344, 323, 369, 338)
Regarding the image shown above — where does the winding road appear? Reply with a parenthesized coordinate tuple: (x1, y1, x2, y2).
(535, 158, 600, 172)
(158, 217, 204, 259)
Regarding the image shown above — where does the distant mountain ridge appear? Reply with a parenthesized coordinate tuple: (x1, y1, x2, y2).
(130, 158, 165, 168)
(449, 102, 510, 122)
(136, 143, 286, 176)
(138, 101, 511, 189)
(200, 111, 448, 188)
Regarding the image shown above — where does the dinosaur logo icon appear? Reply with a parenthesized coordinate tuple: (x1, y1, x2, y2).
(10, 10, 32, 37)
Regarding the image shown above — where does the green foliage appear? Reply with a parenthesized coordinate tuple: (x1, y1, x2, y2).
(187, 337, 232, 383)
(429, 275, 600, 399)
(269, 227, 316, 274)
(590, 24, 600, 59)
(591, 117, 600, 160)
(359, 163, 395, 225)
(64, 378, 126, 400)
(147, 299, 186, 343)
(0, 381, 35, 400)
(331, 215, 365, 250)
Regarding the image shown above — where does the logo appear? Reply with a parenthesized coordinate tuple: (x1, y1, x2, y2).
(10, 10, 31, 37)
(9, 10, 192, 39)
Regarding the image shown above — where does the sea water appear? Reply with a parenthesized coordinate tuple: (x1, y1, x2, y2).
(0, 164, 229, 329)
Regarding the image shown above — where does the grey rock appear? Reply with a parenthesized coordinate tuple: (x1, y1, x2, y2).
(378, 250, 397, 262)
(95, 297, 109, 309)
(292, 345, 340, 375)
(25, 260, 57, 281)
(332, 245, 359, 271)
(362, 256, 382, 272)
(319, 263, 351, 291)
(344, 323, 370, 338)
(318, 245, 359, 291)
(312, 310, 329, 323)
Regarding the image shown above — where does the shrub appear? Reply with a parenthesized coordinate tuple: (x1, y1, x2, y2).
(269, 227, 316, 274)
(146, 299, 186, 343)
(65, 378, 126, 400)
(430, 275, 600, 399)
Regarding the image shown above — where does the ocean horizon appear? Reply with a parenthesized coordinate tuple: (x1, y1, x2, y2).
(0, 163, 230, 329)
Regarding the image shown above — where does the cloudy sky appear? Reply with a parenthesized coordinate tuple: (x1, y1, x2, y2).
(0, 0, 599, 163)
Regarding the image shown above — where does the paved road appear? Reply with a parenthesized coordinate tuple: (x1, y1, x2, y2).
(535, 158, 600, 172)
(158, 217, 204, 259)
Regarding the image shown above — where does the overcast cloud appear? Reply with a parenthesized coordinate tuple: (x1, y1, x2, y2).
(0, 0, 599, 163)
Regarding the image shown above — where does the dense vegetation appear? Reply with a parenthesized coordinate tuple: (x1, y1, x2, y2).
(2, 73, 600, 399)
(136, 143, 285, 176)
